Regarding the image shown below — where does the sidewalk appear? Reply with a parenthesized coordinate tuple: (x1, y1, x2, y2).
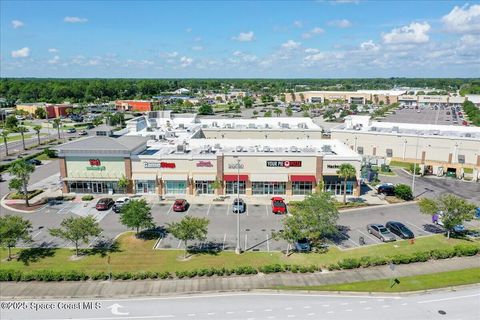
(1, 256, 478, 299)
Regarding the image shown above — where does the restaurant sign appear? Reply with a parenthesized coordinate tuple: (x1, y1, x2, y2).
(327, 164, 341, 169)
(266, 160, 302, 168)
(144, 162, 176, 169)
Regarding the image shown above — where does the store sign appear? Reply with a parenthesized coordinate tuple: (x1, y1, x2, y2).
(89, 159, 101, 166)
(266, 160, 302, 168)
(228, 163, 244, 169)
(327, 164, 341, 169)
(144, 162, 176, 169)
(87, 158, 105, 171)
(196, 161, 213, 167)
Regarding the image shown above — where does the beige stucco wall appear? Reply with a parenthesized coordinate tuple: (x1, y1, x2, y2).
(65, 156, 126, 179)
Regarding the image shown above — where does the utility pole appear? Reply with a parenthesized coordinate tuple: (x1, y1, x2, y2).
(234, 156, 241, 254)
(412, 136, 420, 194)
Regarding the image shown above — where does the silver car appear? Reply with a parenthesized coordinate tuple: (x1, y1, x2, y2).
(367, 223, 396, 242)
(232, 198, 246, 213)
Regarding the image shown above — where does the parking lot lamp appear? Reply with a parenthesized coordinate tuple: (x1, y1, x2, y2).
(234, 156, 242, 254)
(411, 136, 420, 194)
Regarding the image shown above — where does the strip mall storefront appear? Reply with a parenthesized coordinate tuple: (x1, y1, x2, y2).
(131, 154, 361, 197)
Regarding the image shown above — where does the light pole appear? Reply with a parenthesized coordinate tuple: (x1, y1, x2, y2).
(234, 156, 242, 254)
(411, 136, 420, 194)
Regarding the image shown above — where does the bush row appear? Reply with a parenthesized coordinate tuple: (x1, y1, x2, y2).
(0, 270, 173, 282)
(327, 245, 479, 271)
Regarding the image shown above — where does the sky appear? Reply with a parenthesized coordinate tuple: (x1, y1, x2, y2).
(1, 0, 480, 78)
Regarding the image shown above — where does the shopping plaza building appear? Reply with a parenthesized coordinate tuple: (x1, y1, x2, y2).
(55, 112, 362, 197)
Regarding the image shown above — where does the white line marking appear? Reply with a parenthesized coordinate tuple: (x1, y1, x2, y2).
(327, 311, 334, 314)
(177, 240, 182, 248)
(265, 205, 269, 216)
(287, 315, 295, 318)
(307, 313, 315, 316)
(222, 233, 227, 250)
(364, 307, 372, 310)
(166, 205, 172, 215)
(404, 221, 427, 233)
(357, 229, 379, 242)
(32, 231, 42, 239)
(345, 309, 352, 312)
(401, 303, 408, 306)
(206, 204, 211, 216)
(347, 238, 360, 247)
(359, 301, 367, 304)
(244, 233, 248, 250)
(226, 204, 230, 215)
(246, 310, 253, 313)
(340, 302, 348, 305)
(322, 304, 330, 307)
(187, 314, 196, 317)
(303, 306, 311, 309)
(284, 307, 292, 310)
(226, 311, 234, 314)
(382, 305, 390, 308)
(266, 234, 270, 252)
(418, 293, 480, 304)
(264, 309, 272, 312)
(207, 312, 215, 315)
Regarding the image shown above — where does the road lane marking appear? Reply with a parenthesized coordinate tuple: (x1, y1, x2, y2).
(207, 312, 215, 315)
(284, 307, 292, 310)
(418, 293, 480, 304)
(364, 307, 372, 310)
(206, 204, 211, 216)
(222, 233, 227, 250)
(246, 310, 253, 313)
(340, 302, 348, 305)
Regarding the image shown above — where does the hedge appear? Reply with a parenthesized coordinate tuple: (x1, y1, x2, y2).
(8, 189, 44, 200)
(81, 195, 94, 201)
(0, 244, 478, 282)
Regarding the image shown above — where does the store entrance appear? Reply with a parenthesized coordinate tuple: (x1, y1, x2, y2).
(92, 182, 103, 193)
(265, 182, 275, 195)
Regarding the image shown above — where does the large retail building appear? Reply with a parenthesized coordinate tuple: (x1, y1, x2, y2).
(55, 112, 362, 197)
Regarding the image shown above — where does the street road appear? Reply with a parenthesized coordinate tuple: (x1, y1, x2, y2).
(1, 287, 479, 320)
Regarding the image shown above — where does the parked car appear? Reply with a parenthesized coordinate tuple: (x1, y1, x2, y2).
(27, 158, 42, 166)
(66, 128, 76, 133)
(232, 198, 246, 213)
(386, 221, 414, 239)
(173, 199, 189, 212)
(78, 130, 88, 136)
(376, 183, 395, 196)
(367, 223, 396, 242)
(95, 198, 114, 210)
(113, 197, 130, 213)
(271, 197, 287, 214)
(432, 211, 466, 233)
(294, 238, 311, 252)
(86, 124, 95, 129)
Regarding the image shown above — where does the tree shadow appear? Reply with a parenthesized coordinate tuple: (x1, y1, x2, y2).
(82, 239, 121, 257)
(17, 246, 57, 266)
(187, 241, 222, 256)
(137, 226, 168, 240)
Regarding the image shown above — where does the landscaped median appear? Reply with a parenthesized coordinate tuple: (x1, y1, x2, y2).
(1, 232, 479, 282)
(273, 267, 480, 293)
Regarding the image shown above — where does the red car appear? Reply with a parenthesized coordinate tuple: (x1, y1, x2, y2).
(271, 197, 287, 214)
(173, 199, 189, 212)
(95, 198, 114, 211)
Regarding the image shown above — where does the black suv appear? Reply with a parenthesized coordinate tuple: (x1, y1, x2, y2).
(377, 183, 395, 196)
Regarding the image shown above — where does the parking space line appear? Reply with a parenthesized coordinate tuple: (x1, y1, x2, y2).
(32, 231, 42, 240)
(266, 234, 270, 252)
(206, 204, 211, 216)
(222, 233, 226, 250)
(245, 204, 249, 216)
(265, 205, 269, 216)
(347, 238, 360, 247)
(244, 234, 248, 250)
(177, 240, 182, 248)
(404, 221, 428, 234)
(226, 204, 230, 216)
(166, 204, 173, 215)
(357, 229, 379, 243)
(88, 232, 102, 248)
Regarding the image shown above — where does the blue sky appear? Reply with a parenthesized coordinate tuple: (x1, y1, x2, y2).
(1, 0, 479, 78)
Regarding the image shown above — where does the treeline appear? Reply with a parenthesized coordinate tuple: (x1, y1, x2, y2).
(0, 78, 478, 104)
(463, 100, 480, 126)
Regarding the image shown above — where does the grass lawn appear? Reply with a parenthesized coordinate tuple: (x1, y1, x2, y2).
(388, 160, 414, 169)
(274, 268, 480, 292)
(35, 153, 57, 161)
(1, 233, 478, 274)
(6, 133, 48, 142)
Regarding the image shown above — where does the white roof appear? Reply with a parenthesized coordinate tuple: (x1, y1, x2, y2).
(356, 90, 406, 96)
(466, 95, 480, 104)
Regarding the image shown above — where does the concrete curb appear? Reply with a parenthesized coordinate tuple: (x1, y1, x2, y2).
(339, 200, 418, 213)
(0, 193, 48, 214)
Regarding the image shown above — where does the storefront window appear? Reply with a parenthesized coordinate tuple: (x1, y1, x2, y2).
(324, 177, 354, 196)
(225, 181, 246, 194)
(164, 180, 187, 195)
(252, 182, 286, 195)
(195, 180, 214, 195)
(292, 181, 313, 195)
(135, 180, 156, 194)
(67, 181, 125, 194)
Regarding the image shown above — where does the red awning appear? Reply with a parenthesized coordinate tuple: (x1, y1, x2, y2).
(223, 174, 249, 182)
(290, 175, 317, 182)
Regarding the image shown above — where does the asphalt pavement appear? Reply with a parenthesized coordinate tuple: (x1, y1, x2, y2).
(1, 287, 479, 320)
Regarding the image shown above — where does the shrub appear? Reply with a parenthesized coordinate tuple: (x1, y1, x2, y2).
(410, 251, 430, 263)
(44, 148, 57, 158)
(337, 258, 361, 269)
(454, 245, 479, 257)
(112, 272, 132, 280)
(430, 248, 456, 260)
(175, 271, 187, 279)
(408, 163, 421, 175)
(90, 272, 109, 280)
(394, 184, 413, 200)
(390, 254, 412, 264)
(82, 195, 94, 201)
(259, 264, 284, 274)
(0, 270, 22, 281)
(327, 264, 341, 271)
(62, 270, 88, 281)
(187, 270, 197, 278)
(159, 272, 171, 279)
(9, 189, 43, 200)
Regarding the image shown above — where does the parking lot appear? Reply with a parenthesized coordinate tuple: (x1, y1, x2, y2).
(383, 106, 465, 126)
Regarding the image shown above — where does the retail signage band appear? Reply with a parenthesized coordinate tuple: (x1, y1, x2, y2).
(228, 163, 244, 169)
(87, 158, 106, 171)
(327, 164, 341, 169)
(196, 161, 213, 167)
(144, 162, 176, 169)
(266, 160, 302, 168)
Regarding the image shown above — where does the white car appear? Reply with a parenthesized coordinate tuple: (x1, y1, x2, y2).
(113, 197, 130, 213)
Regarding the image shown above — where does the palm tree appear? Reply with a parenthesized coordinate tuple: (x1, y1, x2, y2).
(53, 118, 62, 139)
(1, 130, 10, 156)
(33, 125, 42, 146)
(16, 126, 28, 150)
(8, 160, 35, 207)
(274, 108, 282, 117)
(337, 163, 357, 204)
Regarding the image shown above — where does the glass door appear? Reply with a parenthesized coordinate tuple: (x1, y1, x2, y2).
(265, 182, 275, 195)
(92, 182, 103, 193)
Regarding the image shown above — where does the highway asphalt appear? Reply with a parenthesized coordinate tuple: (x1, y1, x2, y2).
(1, 287, 479, 320)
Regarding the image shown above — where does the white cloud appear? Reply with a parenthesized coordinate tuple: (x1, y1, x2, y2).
(304, 52, 326, 62)
(11, 20, 24, 29)
(180, 56, 193, 67)
(11, 47, 30, 58)
(192, 46, 203, 51)
(48, 48, 59, 53)
(293, 20, 303, 28)
(48, 55, 60, 64)
(302, 27, 325, 39)
(305, 48, 320, 54)
(442, 4, 480, 33)
(161, 51, 178, 58)
(232, 31, 255, 42)
(327, 19, 352, 28)
(382, 22, 431, 44)
(185, 27, 192, 33)
(64, 16, 88, 23)
(281, 40, 301, 49)
(360, 40, 380, 51)
(232, 51, 258, 63)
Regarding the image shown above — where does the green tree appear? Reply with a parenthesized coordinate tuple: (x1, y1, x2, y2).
(394, 184, 413, 201)
(337, 163, 357, 204)
(92, 116, 104, 126)
(167, 216, 209, 258)
(0, 215, 33, 260)
(1, 130, 10, 156)
(418, 195, 476, 238)
(5, 115, 18, 130)
(33, 125, 42, 146)
(242, 96, 254, 108)
(198, 104, 214, 115)
(119, 199, 155, 235)
(274, 108, 282, 117)
(264, 110, 272, 117)
(49, 216, 102, 256)
(34, 107, 47, 119)
(286, 107, 293, 117)
(15, 126, 29, 150)
(52, 118, 62, 139)
(274, 190, 339, 256)
(117, 175, 129, 192)
(8, 161, 35, 207)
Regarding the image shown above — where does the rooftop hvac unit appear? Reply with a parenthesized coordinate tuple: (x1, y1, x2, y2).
(248, 123, 256, 129)
(225, 124, 233, 129)
(392, 126, 399, 132)
(176, 144, 185, 153)
(214, 143, 221, 149)
(465, 133, 472, 138)
(236, 146, 243, 152)
(178, 123, 185, 129)
(290, 146, 298, 152)
(370, 127, 377, 131)
(263, 146, 271, 152)
(212, 121, 218, 127)
(298, 123, 306, 129)
(321, 145, 332, 153)
(264, 124, 271, 129)
(432, 130, 440, 136)
(281, 123, 290, 129)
